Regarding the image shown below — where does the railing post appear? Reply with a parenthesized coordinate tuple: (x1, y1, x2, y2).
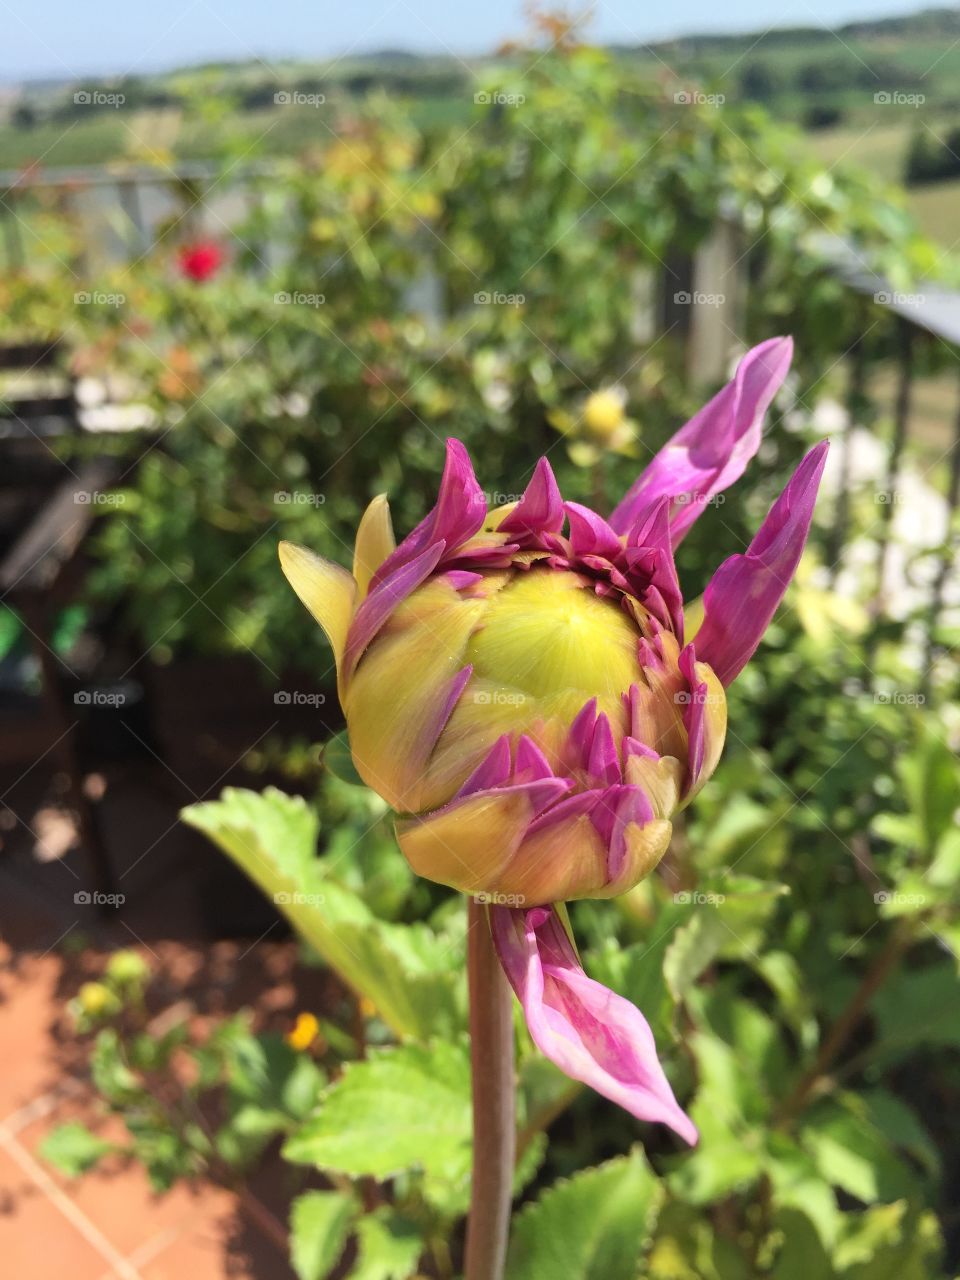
(874, 317, 914, 608)
(921, 362, 960, 699)
(827, 319, 870, 583)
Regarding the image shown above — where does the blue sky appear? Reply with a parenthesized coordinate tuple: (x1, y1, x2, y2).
(3, 0, 927, 82)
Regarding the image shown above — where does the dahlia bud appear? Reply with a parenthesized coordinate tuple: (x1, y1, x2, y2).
(279, 336, 828, 1140)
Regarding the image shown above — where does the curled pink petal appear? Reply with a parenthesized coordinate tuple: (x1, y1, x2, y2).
(695, 441, 829, 685)
(372, 440, 486, 586)
(499, 457, 565, 536)
(565, 502, 622, 560)
(457, 734, 514, 797)
(610, 337, 793, 542)
(490, 905, 697, 1144)
(623, 498, 683, 638)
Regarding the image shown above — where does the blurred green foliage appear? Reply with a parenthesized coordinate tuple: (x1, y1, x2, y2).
(28, 39, 960, 1280)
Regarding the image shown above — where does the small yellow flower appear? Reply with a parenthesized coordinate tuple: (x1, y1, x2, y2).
(548, 385, 637, 465)
(582, 388, 628, 441)
(358, 996, 378, 1021)
(286, 1011, 320, 1052)
(78, 982, 115, 1017)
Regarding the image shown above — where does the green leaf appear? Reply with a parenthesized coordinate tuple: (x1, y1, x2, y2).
(284, 1040, 472, 1208)
(664, 876, 788, 1003)
(897, 728, 960, 854)
(801, 1094, 924, 1204)
(182, 787, 462, 1040)
(289, 1190, 357, 1280)
(323, 729, 366, 786)
(833, 1202, 943, 1278)
(91, 1028, 148, 1106)
(505, 1150, 664, 1280)
(770, 1206, 833, 1280)
(353, 1209, 423, 1280)
(39, 1123, 115, 1178)
(668, 1032, 765, 1204)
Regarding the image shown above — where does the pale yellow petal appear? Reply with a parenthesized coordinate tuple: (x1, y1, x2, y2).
(682, 660, 727, 805)
(683, 593, 705, 643)
(278, 541, 357, 674)
(396, 790, 534, 894)
(344, 577, 486, 811)
(352, 495, 396, 598)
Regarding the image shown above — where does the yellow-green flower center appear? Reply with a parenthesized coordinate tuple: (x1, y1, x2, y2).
(466, 569, 640, 703)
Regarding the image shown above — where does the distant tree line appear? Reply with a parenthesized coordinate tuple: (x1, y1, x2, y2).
(9, 66, 472, 130)
(904, 125, 960, 185)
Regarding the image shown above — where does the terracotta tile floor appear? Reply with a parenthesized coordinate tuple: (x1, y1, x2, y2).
(0, 940, 303, 1280)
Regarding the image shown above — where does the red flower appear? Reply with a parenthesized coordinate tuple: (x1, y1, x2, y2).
(178, 240, 224, 283)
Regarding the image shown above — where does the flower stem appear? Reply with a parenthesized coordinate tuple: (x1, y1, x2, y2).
(464, 898, 516, 1280)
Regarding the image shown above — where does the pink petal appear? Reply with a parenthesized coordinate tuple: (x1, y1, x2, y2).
(371, 439, 486, 587)
(564, 502, 622, 560)
(457, 734, 515, 797)
(623, 498, 684, 638)
(695, 441, 829, 685)
(499, 457, 565, 536)
(609, 337, 793, 542)
(490, 905, 697, 1144)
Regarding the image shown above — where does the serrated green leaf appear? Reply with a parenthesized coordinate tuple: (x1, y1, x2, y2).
(182, 787, 462, 1040)
(353, 1208, 423, 1280)
(505, 1150, 664, 1280)
(39, 1123, 116, 1178)
(289, 1190, 357, 1280)
(801, 1095, 921, 1204)
(284, 1040, 472, 1208)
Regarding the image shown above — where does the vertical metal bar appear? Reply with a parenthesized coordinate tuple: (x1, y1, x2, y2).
(875, 318, 914, 608)
(921, 366, 960, 697)
(827, 317, 870, 583)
